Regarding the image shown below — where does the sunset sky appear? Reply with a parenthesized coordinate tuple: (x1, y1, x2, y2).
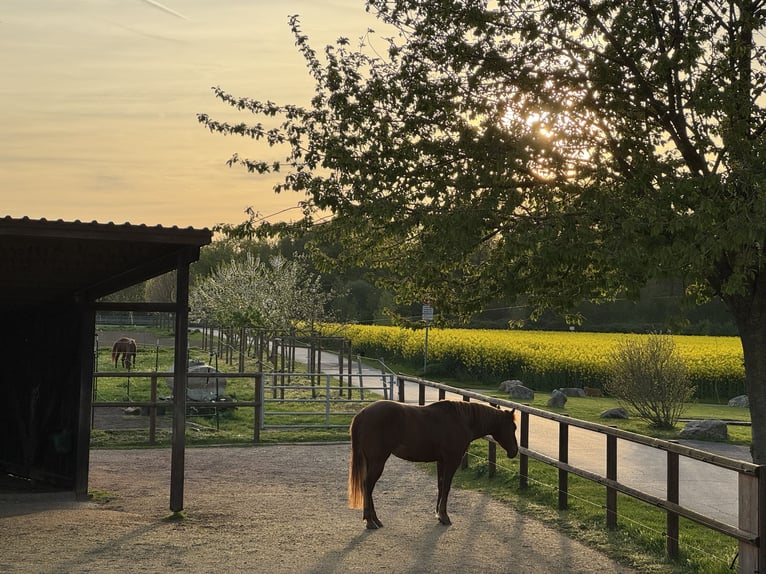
(1, 0, 384, 230)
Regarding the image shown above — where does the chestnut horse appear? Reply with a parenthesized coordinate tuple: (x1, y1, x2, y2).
(111, 337, 137, 369)
(348, 400, 518, 529)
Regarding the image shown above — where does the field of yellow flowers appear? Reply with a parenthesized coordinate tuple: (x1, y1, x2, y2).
(334, 325, 745, 399)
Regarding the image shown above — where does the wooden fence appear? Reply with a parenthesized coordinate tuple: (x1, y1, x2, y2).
(91, 369, 763, 572)
(395, 374, 764, 574)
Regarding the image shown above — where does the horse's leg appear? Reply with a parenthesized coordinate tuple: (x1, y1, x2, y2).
(436, 460, 460, 526)
(363, 457, 387, 529)
(435, 461, 445, 517)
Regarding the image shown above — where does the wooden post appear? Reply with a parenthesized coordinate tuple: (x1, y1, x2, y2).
(558, 420, 569, 510)
(438, 389, 445, 400)
(75, 304, 96, 500)
(739, 470, 760, 572)
(667, 451, 680, 559)
(149, 374, 157, 445)
(488, 440, 497, 478)
(346, 339, 353, 398)
(253, 374, 262, 443)
(606, 434, 617, 529)
(520, 411, 529, 489)
(398, 376, 405, 402)
(169, 253, 191, 514)
(462, 395, 470, 469)
(418, 383, 426, 405)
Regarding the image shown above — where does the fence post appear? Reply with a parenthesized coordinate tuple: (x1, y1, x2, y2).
(462, 395, 470, 469)
(558, 420, 569, 510)
(520, 411, 529, 489)
(739, 465, 766, 573)
(149, 374, 157, 445)
(398, 376, 405, 402)
(253, 373, 262, 443)
(606, 434, 617, 529)
(418, 383, 426, 405)
(667, 451, 680, 559)
(488, 439, 497, 478)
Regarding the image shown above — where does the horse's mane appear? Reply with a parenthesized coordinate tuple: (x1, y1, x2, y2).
(431, 400, 513, 427)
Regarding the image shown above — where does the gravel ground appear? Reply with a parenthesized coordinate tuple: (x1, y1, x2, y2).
(0, 444, 637, 574)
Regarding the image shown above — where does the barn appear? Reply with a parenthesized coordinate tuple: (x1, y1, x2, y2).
(0, 217, 212, 508)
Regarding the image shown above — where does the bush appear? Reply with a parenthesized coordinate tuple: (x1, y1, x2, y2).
(605, 334, 695, 429)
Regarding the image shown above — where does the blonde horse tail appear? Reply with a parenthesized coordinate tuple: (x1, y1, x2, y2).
(348, 414, 365, 509)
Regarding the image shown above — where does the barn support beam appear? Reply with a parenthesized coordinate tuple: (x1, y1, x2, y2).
(75, 304, 96, 500)
(169, 250, 192, 514)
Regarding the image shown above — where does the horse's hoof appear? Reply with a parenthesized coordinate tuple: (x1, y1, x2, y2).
(437, 515, 452, 526)
(374, 518, 384, 528)
(365, 521, 380, 530)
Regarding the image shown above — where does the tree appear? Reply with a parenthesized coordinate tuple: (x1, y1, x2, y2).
(199, 2, 766, 462)
(189, 253, 337, 335)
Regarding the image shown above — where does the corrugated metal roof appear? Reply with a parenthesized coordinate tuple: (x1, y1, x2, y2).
(0, 216, 212, 305)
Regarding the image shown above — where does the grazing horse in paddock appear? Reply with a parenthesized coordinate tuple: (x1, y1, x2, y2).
(348, 400, 518, 529)
(111, 337, 137, 369)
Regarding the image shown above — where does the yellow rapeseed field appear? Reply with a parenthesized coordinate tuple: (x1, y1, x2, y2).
(331, 324, 745, 398)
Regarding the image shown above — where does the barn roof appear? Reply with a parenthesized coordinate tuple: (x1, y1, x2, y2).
(0, 216, 212, 306)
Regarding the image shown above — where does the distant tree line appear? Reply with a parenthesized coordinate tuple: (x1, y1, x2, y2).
(194, 236, 737, 336)
(101, 235, 736, 336)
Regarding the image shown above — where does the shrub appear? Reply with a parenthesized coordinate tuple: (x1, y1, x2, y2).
(605, 334, 695, 429)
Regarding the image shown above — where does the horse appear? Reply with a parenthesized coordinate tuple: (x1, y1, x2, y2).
(348, 400, 518, 529)
(111, 337, 137, 369)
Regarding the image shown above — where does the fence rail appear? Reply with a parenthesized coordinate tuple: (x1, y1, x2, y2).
(92, 370, 394, 438)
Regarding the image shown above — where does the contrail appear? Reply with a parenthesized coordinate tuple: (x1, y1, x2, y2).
(138, 0, 188, 20)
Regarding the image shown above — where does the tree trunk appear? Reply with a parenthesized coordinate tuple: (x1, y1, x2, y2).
(725, 288, 766, 464)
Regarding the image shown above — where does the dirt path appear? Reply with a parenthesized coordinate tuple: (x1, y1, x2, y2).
(1, 444, 636, 574)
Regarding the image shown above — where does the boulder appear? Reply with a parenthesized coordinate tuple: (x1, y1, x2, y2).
(559, 387, 586, 398)
(498, 380, 523, 393)
(728, 395, 749, 408)
(508, 384, 535, 401)
(546, 389, 568, 408)
(600, 407, 629, 419)
(166, 359, 227, 401)
(679, 419, 728, 441)
(499, 380, 535, 400)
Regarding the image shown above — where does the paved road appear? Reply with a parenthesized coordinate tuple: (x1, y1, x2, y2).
(294, 347, 750, 529)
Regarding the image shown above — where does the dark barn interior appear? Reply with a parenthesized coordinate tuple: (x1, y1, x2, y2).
(0, 217, 211, 498)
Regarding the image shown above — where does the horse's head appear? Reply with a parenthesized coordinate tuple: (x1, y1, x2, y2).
(494, 409, 519, 458)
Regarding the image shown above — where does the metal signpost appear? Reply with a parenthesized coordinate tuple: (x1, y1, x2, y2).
(422, 303, 434, 373)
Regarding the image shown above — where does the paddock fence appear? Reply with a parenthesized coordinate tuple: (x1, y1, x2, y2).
(90, 368, 763, 572)
(394, 374, 764, 574)
(91, 370, 395, 441)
